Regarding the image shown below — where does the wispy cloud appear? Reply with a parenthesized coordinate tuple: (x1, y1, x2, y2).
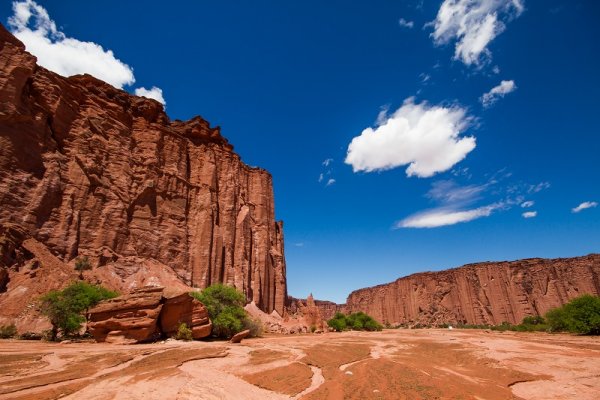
(326, 178, 336, 187)
(345, 97, 475, 178)
(429, 0, 524, 67)
(398, 204, 499, 228)
(322, 158, 333, 167)
(8, 0, 165, 101)
(481, 80, 517, 107)
(522, 211, 537, 218)
(396, 173, 550, 229)
(572, 201, 598, 213)
(521, 200, 534, 208)
(399, 18, 415, 29)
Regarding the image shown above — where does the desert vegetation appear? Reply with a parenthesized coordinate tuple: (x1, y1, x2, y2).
(190, 284, 262, 339)
(40, 282, 118, 341)
(327, 311, 383, 332)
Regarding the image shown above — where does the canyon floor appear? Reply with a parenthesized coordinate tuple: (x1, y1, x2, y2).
(0, 329, 598, 400)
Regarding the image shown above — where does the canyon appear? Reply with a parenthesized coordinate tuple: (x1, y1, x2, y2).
(333, 254, 600, 326)
(0, 24, 286, 331)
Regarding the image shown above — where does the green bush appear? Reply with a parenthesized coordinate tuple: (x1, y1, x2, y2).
(327, 312, 347, 332)
(0, 324, 17, 339)
(40, 282, 118, 341)
(190, 284, 251, 339)
(545, 294, 600, 335)
(74, 256, 92, 279)
(176, 322, 193, 341)
(327, 311, 382, 332)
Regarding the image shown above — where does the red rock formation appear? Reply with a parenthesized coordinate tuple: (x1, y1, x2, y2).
(160, 290, 212, 339)
(88, 287, 213, 343)
(0, 24, 286, 319)
(88, 287, 164, 344)
(344, 254, 600, 326)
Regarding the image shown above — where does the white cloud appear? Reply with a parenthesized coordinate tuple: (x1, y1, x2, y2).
(322, 158, 333, 167)
(429, 0, 524, 66)
(480, 80, 517, 107)
(326, 178, 336, 187)
(397, 204, 499, 228)
(521, 200, 534, 208)
(522, 211, 537, 218)
(318, 173, 324, 183)
(8, 0, 135, 89)
(572, 201, 598, 213)
(345, 97, 475, 178)
(135, 86, 166, 106)
(399, 18, 415, 29)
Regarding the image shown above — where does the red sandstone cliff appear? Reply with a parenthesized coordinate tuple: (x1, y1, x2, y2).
(0, 24, 287, 325)
(343, 254, 600, 326)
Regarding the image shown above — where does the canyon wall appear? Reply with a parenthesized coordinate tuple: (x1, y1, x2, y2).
(344, 255, 600, 326)
(0, 25, 287, 319)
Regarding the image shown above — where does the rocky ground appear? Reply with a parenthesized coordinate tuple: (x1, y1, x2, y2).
(0, 329, 598, 400)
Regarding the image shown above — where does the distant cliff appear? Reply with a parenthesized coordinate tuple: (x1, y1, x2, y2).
(342, 254, 600, 326)
(0, 23, 287, 328)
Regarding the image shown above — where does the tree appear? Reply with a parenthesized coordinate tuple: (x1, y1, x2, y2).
(190, 284, 255, 339)
(545, 294, 600, 335)
(40, 282, 117, 340)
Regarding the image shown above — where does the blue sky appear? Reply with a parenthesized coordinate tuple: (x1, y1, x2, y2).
(3, 1, 599, 303)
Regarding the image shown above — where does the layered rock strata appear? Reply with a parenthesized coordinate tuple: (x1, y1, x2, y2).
(0, 25, 287, 317)
(344, 254, 600, 326)
(87, 286, 212, 343)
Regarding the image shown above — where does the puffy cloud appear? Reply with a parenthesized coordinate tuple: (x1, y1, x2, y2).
(345, 98, 475, 178)
(135, 86, 166, 106)
(521, 200, 534, 208)
(326, 178, 336, 187)
(399, 18, 414, 29)
(8, 0, 135, 89)
(522, 211, 537, 218)
(397, 204, 499, 228)
(572, 201, 598, 213)
(429, 0, 524, 66)
(480, 80, 517, 107)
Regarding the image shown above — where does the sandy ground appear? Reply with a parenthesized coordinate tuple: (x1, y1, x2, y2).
(0, 329, 598, 399)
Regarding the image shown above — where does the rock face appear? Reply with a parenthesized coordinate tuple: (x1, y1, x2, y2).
(87, 287, 212, 343)
(0, 25, 287, 318)
(344, 255, 600, 326)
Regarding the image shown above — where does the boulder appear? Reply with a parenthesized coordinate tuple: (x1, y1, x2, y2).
(160, 291, 212, 339)
(230, 329, 250, 343)
(88, 287, 164, 344)
(88, 287, 213, 343)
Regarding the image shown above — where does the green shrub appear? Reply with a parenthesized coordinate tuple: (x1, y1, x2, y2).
(190, 284, 250, 339)
(327, 312, 347, 332)
(545, 294, 600, 335)
(40, 282, 117, 341)
(327, 311, 382, 332)
(176, 322, 193, 341)
(74, 256, 92, 279)
(0, 324, 17, 339)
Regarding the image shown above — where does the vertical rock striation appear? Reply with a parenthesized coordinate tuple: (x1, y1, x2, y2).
(344, 255, 600, 326)
(0, 24, 286, 316)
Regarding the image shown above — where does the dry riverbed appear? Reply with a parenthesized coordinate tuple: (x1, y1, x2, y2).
(0, 329, 598, 399)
